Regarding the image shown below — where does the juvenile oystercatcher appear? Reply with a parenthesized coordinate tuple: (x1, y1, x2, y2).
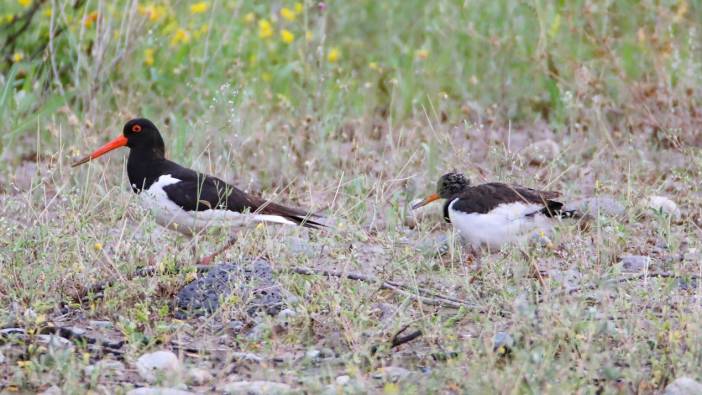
(412, 172, 577, 252)
(72, 118, 322, 262)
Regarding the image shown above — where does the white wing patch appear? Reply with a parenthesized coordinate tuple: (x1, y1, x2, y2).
(448, 199, 553, 250)
(138, 174, 296, 235)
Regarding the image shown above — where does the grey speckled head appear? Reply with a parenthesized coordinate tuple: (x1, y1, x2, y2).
(437, 172, 470, 198)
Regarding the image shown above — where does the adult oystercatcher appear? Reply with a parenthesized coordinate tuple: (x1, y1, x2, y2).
(412, 172, 577, 252)
(72, 118, 322, 262)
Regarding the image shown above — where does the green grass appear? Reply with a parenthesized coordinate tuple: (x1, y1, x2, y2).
(1, 0, 702, 393)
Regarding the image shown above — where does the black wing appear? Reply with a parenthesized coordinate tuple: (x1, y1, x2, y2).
(446, 182, 564, 218)
(161, 163, 323, 229)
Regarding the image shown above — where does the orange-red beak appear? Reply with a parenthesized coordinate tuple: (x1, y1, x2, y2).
(411, 193, 440, 210)
(71, 135, 128, 167)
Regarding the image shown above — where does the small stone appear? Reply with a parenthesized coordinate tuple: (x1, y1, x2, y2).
(84, 359, 125, 378)
(0, 351, 5, 364)
(127, 388, 194, 395)
(664, 377, 702, 395)
(220, 380, 292, 394)
(305, 348, 321, 360)
(619, 255, 652, 273)
(136, 351, 181, 383)
(492, 332, 514, 355)
(227, 321, 245, 333)
(187, 368, 213, 385)
(520, 139, 560, 165)
(39, 385, 62, 395)
(372, 366, 412, 382)
(645, 195, 681, 220)
(89, 320, 113, 329)
(230, 352, 263, 363)
(37, 335, 73, 350)
(335, 375, 351, 385)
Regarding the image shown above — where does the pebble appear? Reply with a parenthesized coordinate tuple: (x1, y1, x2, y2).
(230, 352, 263, 363)
(305, 348, 321, 360)
(492, 332, 514, 355)
(520, 139, 560, 165)
(127, 388, 194, 395)
(84, 359, 126, 378)
(219, 380, 292, 394)
(136, 351, 181, 383)
(39, 385, 62, 395)
(335, 375, 351, 385)
(89, 320, 113, 329)
(645, 195, 681, 220)
(664, 377, 702, 395)
(187, 368, 213, 385)
(372, 366, 412, 382)
(619, 255, 652, 273)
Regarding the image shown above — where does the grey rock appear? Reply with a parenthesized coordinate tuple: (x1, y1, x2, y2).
(335, 375, 351, 385)
(620, 255, 652, 272)
(565, 196, 625, 217)
(230, 352, 263, 363)
(645, 195, 681, 220)
(89, 320, 113, 329)
(38, 334, 74, 349)
(175, 259, 284, 318)
(664, 377, 702, 395)
(373, 366, 412, 382)
(136, 351, 181, 383)
(305, 348, 321, 360)
(220, 380, 292, 394)
(187, 368, 213, 385)
(84, 359, 125, 378)
(545, 269, 581, 291)
(39, 385, 62, 395)
(227, 320, 245, 332)
(127, 388, 194, 395)
(493, 332, 514, 355)
(520, 139, 560, 165)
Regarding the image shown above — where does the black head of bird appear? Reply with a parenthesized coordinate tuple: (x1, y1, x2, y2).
(72, 118, 165, 167)
(412, 172, 470, 209)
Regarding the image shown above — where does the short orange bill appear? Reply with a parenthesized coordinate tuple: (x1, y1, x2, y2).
(71, 135, 128, 167)
(411, 193, 440, 210)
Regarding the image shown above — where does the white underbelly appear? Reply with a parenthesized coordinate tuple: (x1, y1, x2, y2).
(138, 175, 296, 235)
(448, 200, 551, 249)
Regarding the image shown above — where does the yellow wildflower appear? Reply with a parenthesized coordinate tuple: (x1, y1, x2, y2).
(327, 47, 340, 63)
(368, 61, 378, 70)
(43, 7, 52, 17)
(4, 14, 14, 24)
(305, 31, 313, 42)
(144, 48, 154, 66)
(84, 11, 99, 28)
(415, 49, 429, 60)
(171, 28, 191, 45)
(18, 0, 31, 7)
(280, 29, 294, 44)
(280, 7, 295, 21)
(93, 242, 103, 251)
(294, 2, 303, 14)
(244, 12, 255, 24)
(11, 52, 24, 63)
(138, 4, 165, 22)
(190, 2, 209, 15)
(258, 19, 273, 39)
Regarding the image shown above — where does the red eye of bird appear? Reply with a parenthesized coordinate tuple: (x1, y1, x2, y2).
(132, 124, 142, 133)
